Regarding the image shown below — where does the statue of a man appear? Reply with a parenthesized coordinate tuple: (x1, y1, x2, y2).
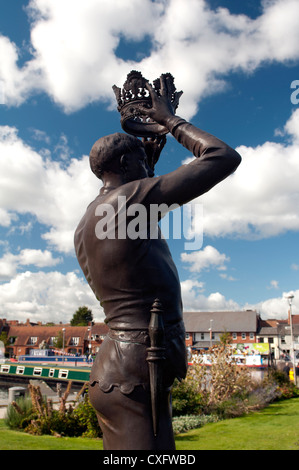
(74, 76, 241, 450)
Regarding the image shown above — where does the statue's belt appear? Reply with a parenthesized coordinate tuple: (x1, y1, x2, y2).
(108, 320, 185, 346)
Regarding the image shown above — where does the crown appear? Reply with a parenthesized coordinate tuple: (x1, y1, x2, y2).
(112, 70, 182, 138)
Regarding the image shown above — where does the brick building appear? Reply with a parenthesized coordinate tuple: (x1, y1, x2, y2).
(0, 318, 108, 358)
(183, 310, 259, 350)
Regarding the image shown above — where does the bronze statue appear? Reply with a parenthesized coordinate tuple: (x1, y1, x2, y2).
(74, 71, 241, 450)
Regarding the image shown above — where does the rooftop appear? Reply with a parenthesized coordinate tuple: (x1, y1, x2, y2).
(183, 310, 258, 333)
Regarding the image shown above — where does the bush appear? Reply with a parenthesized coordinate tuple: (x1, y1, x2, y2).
(5, 395, 33, 430)
(171, 345, 297, 420)
(73, 395, 102, 438)
(172, 378, 202, 417)
(5, 382, 102, 438)
(172, 414, 219, 435)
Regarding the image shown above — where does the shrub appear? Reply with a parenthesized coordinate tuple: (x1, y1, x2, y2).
(172, 378, 203, 417)
(5, 382, 102, 438)
(73, 395, 102, 438)
(172, 414, 219, 435)
(5, 395, 33, 430)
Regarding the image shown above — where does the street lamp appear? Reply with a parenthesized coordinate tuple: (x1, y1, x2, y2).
(87, 326, 92, 361)
(286, 294, 296, 384)
(62, 328, 65, 365)
(209, 319, 213, 348)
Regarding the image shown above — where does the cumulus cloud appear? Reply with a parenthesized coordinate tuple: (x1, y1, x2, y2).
(244, 290, 299, 320)
(180, 281, 299, 320)
(0, 270, 104, 323)
(1, 0, 299, 115)
(181, 279, 240, 311)
(181, 245, 230, 273)
(0, 249, 62, 281)
(187, 108, 299, 239)
(0, 125, 100, 253)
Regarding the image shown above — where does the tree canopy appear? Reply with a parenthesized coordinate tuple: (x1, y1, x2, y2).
(70, 306, 93, 326)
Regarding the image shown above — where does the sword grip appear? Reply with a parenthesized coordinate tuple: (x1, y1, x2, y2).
(146, 299, 166, 437)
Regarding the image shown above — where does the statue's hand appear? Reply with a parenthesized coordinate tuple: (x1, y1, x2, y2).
(142, 135, 167, 170)
(139, 75, 183, 126)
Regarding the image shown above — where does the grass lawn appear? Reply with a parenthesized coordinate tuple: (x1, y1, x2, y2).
(1, 398, 299, 450)
(176, 397, 299, 450)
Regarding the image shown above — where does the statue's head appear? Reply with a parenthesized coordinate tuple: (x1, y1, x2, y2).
(89, 132, 145, 181)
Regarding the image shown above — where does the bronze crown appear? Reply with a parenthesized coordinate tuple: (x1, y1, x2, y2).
(112, 70, 182, 138)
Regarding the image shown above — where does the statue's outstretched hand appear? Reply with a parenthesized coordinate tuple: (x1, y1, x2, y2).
(139, 75, 183, 126)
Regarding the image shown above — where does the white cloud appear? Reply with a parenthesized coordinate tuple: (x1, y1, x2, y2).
(187, 108, 299, 239)
(181, 279, 239, 311)
(0, 270, 104, 323)
(180, 281, 299, 321)
(268, 280, 279, 290)
(0, 34, 42, 106)
(181, 245, 230, 273)
(1, 0, 299, 115)
(244, 290, 299, 320)
(0, 125, 100, 253)
(0, 249, 62, 281)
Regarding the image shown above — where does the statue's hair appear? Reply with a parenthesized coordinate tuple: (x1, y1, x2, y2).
(89, 132, 144, 180)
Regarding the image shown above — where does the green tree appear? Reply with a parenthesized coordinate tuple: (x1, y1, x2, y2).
(70, 306, 93, 326)
(53, 331, 63, 349)
(219, 330, 232, 345)
(0, 331, 9, 348)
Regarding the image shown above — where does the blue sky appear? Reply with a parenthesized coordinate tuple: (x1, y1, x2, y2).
(1, 0, 299, 323)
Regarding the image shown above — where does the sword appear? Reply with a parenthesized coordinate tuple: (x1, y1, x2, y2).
(146, 298, 166, 437)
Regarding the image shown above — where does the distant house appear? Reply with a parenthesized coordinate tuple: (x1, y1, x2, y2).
(257, 317, 299, 360)
(1, 318, 108, 358)
(183, 310, 259, 350)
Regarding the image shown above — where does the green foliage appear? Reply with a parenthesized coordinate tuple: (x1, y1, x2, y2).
(53, 330, 63, 349)
(70, 306, 93, 326)
(0, 331, 9, 348)
(5, 385, 102, 438)
(5, 395, 33, 430)
(172, 414, 219, 435)
(172, 344, 299, 422)
(73, 395, 102, 438)
(172, 378, 202, 417)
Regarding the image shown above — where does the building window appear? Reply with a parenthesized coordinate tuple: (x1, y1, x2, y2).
(29, 337, 38, 345)
(268, 337, 274, 344)
(241, 333, 246, 340)
(33, 367, 42, 376)
(16, 366, 25, 375)
(249, 332, 254, 340)
(185, 333, 190, 340)
(232, 333, 237, 340)
(48, 369, 55, 377)
(201, 333, 204, 340)
(281, 336, 286, 344)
